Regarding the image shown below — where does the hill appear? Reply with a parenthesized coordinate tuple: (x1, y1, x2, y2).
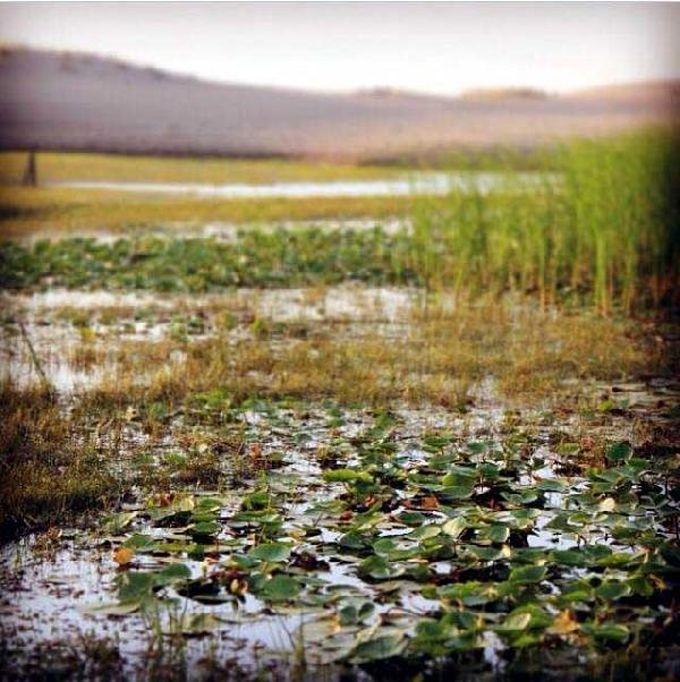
(0, 47, 677, 161)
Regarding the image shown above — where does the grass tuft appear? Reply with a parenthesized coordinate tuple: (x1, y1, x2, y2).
(0, 382, 117, 538)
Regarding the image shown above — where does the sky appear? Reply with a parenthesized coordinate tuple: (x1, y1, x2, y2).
(0, 2, 678, 96)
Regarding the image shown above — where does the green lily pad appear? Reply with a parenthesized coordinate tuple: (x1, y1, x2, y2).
(257, 575, 300, 602)
(441, 517, 467, 539)
(476, 524, 510, 544)
(248, 541, 292, 563)
(338, 600, 376, 626)
(348, 633, 406, 663)
(154, 563, 192, 586)
(357, 555, 402, 580)
(508, 564, 547, 584)
(494, 611, 532, 633)
(323, 469, 373, 483)
(440, 581, 498, 606)
(189, 521, 220, 538)
(116, 572, 156, 603)
(605, 441, 632, 463)
(582, 622, 630, 643)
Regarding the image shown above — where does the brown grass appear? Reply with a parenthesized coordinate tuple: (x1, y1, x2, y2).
(2, 295, 672, 540)
(0, 185, 414, 239)
(0, 382, 118, 538)
(74, 298, 663, 415)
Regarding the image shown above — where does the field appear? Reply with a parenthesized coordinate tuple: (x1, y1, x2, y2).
(0, 132, 679, 680)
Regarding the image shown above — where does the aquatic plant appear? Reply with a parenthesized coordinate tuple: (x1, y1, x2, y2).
(412, 130, 679, 312)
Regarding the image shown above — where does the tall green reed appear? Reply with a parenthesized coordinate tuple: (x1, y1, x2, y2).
(412, 130, 679, 312)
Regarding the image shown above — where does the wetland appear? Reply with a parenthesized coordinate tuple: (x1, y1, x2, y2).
(0, 134, 678, 680)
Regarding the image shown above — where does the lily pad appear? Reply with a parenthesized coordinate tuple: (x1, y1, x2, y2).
(257, 575, 301, 602)
(248, 541, 292, 563)
(348, 633, 406, 663)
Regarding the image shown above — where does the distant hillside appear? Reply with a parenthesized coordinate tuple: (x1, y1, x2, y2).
(460, 87, 550, 101)
(0, 47, 677, 161)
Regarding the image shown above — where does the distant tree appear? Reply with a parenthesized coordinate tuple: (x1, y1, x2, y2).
(22, 150, 37, 187)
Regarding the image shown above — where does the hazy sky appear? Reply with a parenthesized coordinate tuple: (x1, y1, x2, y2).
(0, 2, 678, 95)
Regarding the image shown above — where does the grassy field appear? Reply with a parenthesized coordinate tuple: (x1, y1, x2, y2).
(0, 151, 410, 184)
(0, 151, 417, 238)
(1, 132, 679, 679)
(0, 186, 415, 238)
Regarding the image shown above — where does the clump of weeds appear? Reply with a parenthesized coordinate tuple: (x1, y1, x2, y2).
(0, 381, 119, 538)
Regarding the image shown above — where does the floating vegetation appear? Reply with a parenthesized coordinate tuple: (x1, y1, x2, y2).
(1, 396, 679, 678)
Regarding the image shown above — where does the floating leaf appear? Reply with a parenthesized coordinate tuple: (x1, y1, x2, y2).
(605, 442, 632, 463)
(440, 581, 498, 606)
(508, 565, 547, 585)
(357, 555, 401, 580)
(397, 511, 427, 526)
(257, 575, 300, 602)
(372, 538, 419, 561)
(442, 517, 467, 539)
(348, 633, 406, 663)
(582, 622, 630, 643)
(551, 549, 588, 567)
(122, 534, 157, 551)
(509, 604, 553, 630)
(597, 497, 616, 512)
(248, 541, 292, 563)
(80, 601, 141, 616)
(409, 524, 441, 541)
(476, 524, 510, 545)
(117, 571, 156, 603)
(595, 580, 630, 601)
(323, 469, 373, 484)
(535, 479, 567, 493)
(189, 520, 220, 538)
(438, 485, 474, 501)
(441, 467, 477, 486)
(154, 563, 192, 586)
(338, 600, 375, 626)
(495, 612, 532, 633)
(103, 511, 139, 534)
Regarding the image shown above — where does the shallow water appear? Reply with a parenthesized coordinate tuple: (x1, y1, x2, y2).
(1, 379, 677, 678)
(53, 172, 554, 199)
(0, 285, 422, 392)
(3, 389, 677, 678)
(1, 285, 421, 391)
(6, 284, 418, 319)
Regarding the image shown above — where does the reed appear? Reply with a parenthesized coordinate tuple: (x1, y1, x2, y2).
(412, 130, 679, 312)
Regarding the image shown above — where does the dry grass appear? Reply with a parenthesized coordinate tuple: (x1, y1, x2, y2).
(0, 151, 404, 185)
(74, 298, 663, 414)
(0, 185, 414, 239)
(0, 382, 118, 537)
(0, 151, 413, 239)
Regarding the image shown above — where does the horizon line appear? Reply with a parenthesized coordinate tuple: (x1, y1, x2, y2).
(4, 42, 679, 101)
